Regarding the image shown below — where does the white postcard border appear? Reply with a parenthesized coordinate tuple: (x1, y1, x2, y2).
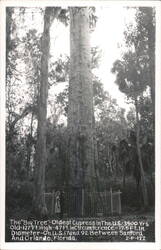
(0, 1, 161, 250)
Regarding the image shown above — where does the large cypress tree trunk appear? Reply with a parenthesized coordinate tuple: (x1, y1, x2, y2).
(68, 7, 95, 192)
(33, 8, 51, 217)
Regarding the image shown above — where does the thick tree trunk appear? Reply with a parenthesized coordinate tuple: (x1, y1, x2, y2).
(135, 98, 149, 208)
(33, 8, 51, 217)
(68, 7, 95, 190)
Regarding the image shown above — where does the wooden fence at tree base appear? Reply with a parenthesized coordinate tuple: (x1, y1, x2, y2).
(44, 188, 121, 217)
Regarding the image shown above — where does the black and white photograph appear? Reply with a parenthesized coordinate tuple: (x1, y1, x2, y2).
(0, 0, 161, 249)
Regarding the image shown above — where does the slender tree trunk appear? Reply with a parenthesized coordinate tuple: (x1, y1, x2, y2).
(6, 8, 13, 69)
(26, 113, 34, 180)
(33, 8, 51, 217)
(148, 27, 155, 139)
(32, 7, 61, 217)
(6, 8, 14, 188)
(68, 7, 96, 191)
(147, 8, 155, 126)
(135, 98, 149, 207)
(122, 163, 126, 188)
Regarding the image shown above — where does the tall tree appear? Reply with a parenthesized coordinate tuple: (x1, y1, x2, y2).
(124, 7, 155, 125)
(6, 7, 31, 188)
(33, 7, 61, 217)
(68, 7, 96, 191)
(112, 51, 149, 207)
(32, 7, 51, 217)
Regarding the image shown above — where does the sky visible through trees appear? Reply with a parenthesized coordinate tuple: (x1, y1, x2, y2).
(14, 7, 137, 115)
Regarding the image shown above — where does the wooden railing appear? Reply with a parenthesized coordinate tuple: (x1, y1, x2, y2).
(44, 188, 122, 217)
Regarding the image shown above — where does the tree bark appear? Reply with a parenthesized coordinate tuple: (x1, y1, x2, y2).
(32, 7, 62, 217)
(68, 7, 96, 190)
(32, 8, 51, 217)
(26, 112, 34, 180)
(135, 98, 149, 207)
